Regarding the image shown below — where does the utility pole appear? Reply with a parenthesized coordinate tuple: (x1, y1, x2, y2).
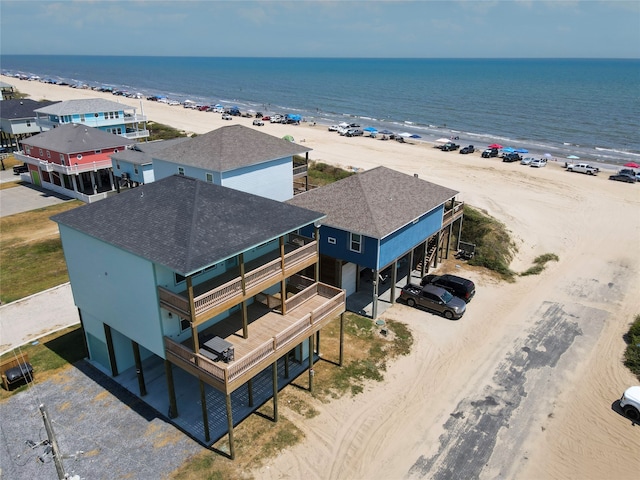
(39, 404, 66, 480)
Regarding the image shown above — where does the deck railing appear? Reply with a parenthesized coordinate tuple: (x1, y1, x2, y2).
(163, 283, 344, 390)
(442, 201, 464, 226)
(158, 240, 317, 319)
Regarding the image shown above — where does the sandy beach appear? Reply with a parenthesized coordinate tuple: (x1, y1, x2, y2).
(4, 75, 640, 479)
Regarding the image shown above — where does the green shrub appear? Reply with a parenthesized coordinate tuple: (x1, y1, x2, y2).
(624, 315, 640, 381)
(521, 253, 559, 276)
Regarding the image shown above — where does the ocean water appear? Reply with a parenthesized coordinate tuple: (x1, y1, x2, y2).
(2, 56, 640, 165)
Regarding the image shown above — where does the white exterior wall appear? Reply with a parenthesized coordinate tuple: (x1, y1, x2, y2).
(152, 157, 293, 201)
(59, 225, 166, 366)
(221, 158, 293, 201)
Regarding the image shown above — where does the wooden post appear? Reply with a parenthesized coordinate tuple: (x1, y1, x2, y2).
(187, 276, 199, 354)
(457, 215, 464, 252)
(132, 340, 146, 396)
(280, 279, 287, 315)
(372, 270, 379, 319)
(103, 324, 118, 376)
(284, 352, 290, 378)
(272, 361, 279, 422)
(339, 313, 345, 367)
(316, 330, 320, 355)
(308, 335, 315, 393)
(226, 394, 235, 460)
(315, 225, 320, 282)
(248, 378, 254, 407)
(421, 240, 428, 277)
(241, 300, 248, 339)
(200, 380, 210, 442)
(390, 260, 397, 304)
(446, 223, 453, 259)
(164, 360, 178, 418)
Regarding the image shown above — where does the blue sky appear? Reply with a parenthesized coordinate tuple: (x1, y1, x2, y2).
(1, 1, 639, 58)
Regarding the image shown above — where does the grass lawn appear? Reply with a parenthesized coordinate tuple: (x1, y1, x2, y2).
(0, 200, 82, 303)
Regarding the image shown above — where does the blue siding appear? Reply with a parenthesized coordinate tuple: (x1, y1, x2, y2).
(308, 225, 378, 269)
(378, 205, 444, 267)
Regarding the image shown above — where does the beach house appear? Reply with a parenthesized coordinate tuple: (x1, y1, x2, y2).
(287, 167, 464, 318)
(51, 175, 346, 457)
(14, 123, 135, 202)
(33, 98, 149, 140)
(110, 137, 190, 189)
(151, 124, 311, 201)
(0, 98, 58, 151)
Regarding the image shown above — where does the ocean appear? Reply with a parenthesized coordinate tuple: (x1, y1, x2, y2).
(2, 56, 639, 166)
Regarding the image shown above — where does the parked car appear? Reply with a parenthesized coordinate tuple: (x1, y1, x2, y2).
(617, 169, 639, 181)
(619, 386, 640, 421)
(13, 163, 28, 174)
(502, 153, 522, 163)
(345, 128, 364, 137)
(261, 116, 271, 121)
(482, 148, 499, 158)
(609, 173, 636, 183)
(521, 157, 535, 165)
(459, 145, 475, 154)
(252, 119, 264, 126)
(221, 113, 232, 120)
(420, 274, 476, 303)
(566, 163, 599, 175)
(399, 284, 466, 319)
(530, 158, 547, 168)
(328, 125, 339, 132)
(441, 142, 459, 152)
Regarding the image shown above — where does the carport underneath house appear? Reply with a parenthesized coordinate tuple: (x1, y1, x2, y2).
(286, 166, 465, 318)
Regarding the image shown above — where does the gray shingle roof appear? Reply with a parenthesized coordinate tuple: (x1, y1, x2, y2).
(111, 138, 190, 166)
(0, 99, 59, 119)
(153, 124, 312, 172)
(23, 124, 135, 153)
(286, 166, 459, 239)
(52, 175, 325, 276)
(34, 98, 136, 115)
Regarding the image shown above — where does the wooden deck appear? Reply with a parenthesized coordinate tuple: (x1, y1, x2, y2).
(164, 282, 345, 393)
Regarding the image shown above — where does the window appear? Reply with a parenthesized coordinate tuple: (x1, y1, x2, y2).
(25, 146, 30, 154)
(39, 148, 43, 156)
(328, 237, 336, 245)
(205, 173, 213, 183)
(46, 150, 51, 158)
(134, 165, 139, 174)
(94, 113, 99, 118)
(80, 114, 85, 122)
(94, 150, 102, 154)
(26, 121, 31, 127)
(115, 161, 120, 169)
(76, 154, 83, 160)
(180, 318, 190, 332)
(178, 167, 185, 176)
(60, 154, 65, 162)
(350, 233, 362, 253)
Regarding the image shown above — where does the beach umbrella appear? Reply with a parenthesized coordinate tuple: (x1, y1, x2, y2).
(399, 132, 412, 138)
(567, 155, 580, 160)
(282, 135, 295, 142)
(515, 148, 528, 153)
(436, 138, 450, 143)
(488, 143, 503, 149)
(339, 122, 349, 128)
(544, 153, 553, 158)
(623, 162, 640, 168)
(410, 134, 422, 139)
(380, 129, 394, 135)
(502, 147, 515, 153)
(363, 127, 378, 133)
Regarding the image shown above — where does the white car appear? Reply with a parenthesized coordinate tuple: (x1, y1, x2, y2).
(620, 386, 640, 421)
(328, 125, 339, 132)
(530, 158, 547, 168)
(252, 119, 264, 126)
(521, 157, 534, 165)
(567, 163, 599, 175)
(222, 113, 232, 120)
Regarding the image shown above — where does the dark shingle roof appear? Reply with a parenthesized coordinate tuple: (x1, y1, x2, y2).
(286, 166, 459, 239)
(52, 175, 325, 275)
(34, 98, 135, 115)
(0, 99, 59, 120)
(23, 124, 136, 153)
(153, 124, 312, 172)
(111, 138, 190, 166)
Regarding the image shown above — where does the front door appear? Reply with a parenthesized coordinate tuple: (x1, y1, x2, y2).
(31, 170, 40, 186)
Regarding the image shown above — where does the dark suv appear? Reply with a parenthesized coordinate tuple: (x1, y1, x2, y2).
(502, 153, 522, 163)
(481, 148, 499, 158)
(420, 274, 475, 303)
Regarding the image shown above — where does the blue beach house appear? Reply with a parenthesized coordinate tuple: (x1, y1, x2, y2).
(287, 166, 464, 318)
(51, 175, 346, 457)
(152, 124, 312, 201)
(34, 98, 149, 140)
